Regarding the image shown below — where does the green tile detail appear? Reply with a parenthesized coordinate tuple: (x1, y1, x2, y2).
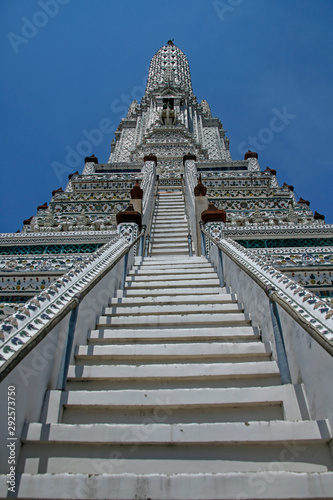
(236, 238, 333, 249)
(0, 243, 104, 255)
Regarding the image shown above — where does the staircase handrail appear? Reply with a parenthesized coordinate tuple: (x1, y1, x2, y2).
(141, 161, 156, 226)
(183, 160, 198, 255)
(143, 177, 159, 257)
(181, 175, 193, 256)
(200, 225, 333, 357)
(0, 230, 145, 381)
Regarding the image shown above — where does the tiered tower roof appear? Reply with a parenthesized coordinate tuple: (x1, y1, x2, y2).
(145, 40, 195, 99)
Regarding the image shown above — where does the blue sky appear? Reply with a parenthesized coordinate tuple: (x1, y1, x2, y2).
(1, 0, 332, 233)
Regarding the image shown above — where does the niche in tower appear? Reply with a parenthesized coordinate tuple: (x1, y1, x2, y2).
(161, 98, 177, 125)
(163, 98, 174, 110)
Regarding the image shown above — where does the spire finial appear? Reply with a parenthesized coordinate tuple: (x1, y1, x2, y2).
(167, 39, 174, 46)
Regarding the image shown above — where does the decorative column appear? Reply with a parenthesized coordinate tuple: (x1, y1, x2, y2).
(130, 180, 143, 215)
(142, 155, 157, 228)
(82, 154, 98, 175)
(116, 204, 142, 252)
(244, 150, 261, 172)
(201, 202, 226, 256)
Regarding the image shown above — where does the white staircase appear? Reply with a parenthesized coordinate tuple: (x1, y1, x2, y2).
(150, 189, 189, 255)
(13, 189, 333, 499)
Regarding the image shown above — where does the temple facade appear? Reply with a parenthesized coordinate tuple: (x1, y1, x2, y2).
(0, 41, 333, 499)
(1, 41, 332, 317)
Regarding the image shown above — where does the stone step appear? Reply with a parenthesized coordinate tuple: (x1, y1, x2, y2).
(150, 246, 189, 252)
(52, 384, 303, 423)
(153, 212, 186, 219)
(157, 195, 184, 198)
(61, 397, 283, 425)
(135, 256, 208, 264)
(155, 199, 184, 202)
(67, 360, 278, 383)
(152, 223, 188, 230)
(155, 203, 184, 207)
(154, 208, 185, 212)
(19, 421, 333, 475)
(152, 227, 188, 233)
(153, 214, 186, 218)
(150, 242, 188, 249)
(154, 209, 185, 212)
(153, 212, 185, 217)
(151, 233, 189, 240)
(157, 198, 183, 201)
(156, 198, 184, 201)
(131, 263, 214, 272)
(154, 206, 184, 210)
(126, 271, 219, 283)
(150, 244, 189, 251)
(151, 235, 188, 241)
(70, 361, 277, 390)
(150, 241, 189, 248)
(7, 472, 333, 499)
(125, 278, 220, 288)
(23, 419, 329, 447)
(96, 312, 250, 328)
(153, 208, 186, 213)
(88, 326, 259, 344)
(151, 236, 188, 243)
(157, 196, 184, 200)
(151, 231, 188, 237)
(153, 213, 185, 218)
(75, 341, 270, 363)
(149, 248, 189, 255)
(157, 196, 183, 200)
(134, 259, 210, 266)
(123, 286, 226, 296)
(158, 193, 183, 196)
(109, 293, 237, 306)
(127, 271, 216, 281)
(155, 208, 185, 213)
(151, 228, 188, 235)
(150, 244, 189, 250)
(153, 219, 185, 223)
(19, 452, 332, 476)
(101, 303, 243, 317)
(152, 218, 187, 223)
(150, 238, 189, 245)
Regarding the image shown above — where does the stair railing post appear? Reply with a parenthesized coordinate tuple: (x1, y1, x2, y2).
(143, 175, 159, 258)
(199, 221, 206, 256)
(144, 235, 150, 257)
(265, 285, 292, 385)
(56, 293, 82, 391)
(120, 250, 129, 289)
(181, 173, 194, 257)
(188, 234, 193, 257)
(218, 247, 225, 288)
(138, 224, 146, 257)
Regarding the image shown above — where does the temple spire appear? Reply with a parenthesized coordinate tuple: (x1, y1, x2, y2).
(145, 42, 194, 98)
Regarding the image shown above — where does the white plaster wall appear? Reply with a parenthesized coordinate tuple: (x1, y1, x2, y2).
(209, 244, 333, 429)
(0, 247, 135, 472)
